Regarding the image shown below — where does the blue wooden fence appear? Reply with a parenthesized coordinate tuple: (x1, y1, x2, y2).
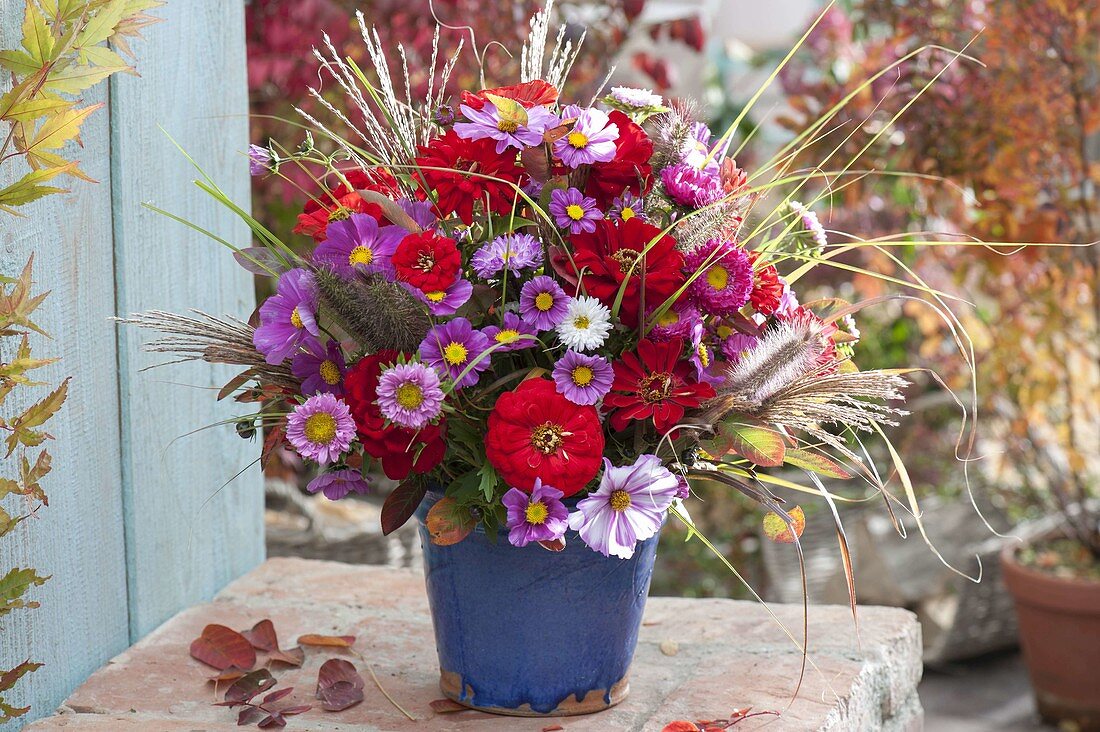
(0, 2, 263, 727)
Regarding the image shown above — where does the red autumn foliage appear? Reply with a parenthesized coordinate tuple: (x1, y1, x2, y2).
(190, 624, 257, 671)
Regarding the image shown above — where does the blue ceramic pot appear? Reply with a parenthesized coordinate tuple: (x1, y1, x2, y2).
(415, 490, 661, 716)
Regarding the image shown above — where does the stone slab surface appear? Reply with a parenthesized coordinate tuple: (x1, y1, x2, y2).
(27, 557, 922, 731)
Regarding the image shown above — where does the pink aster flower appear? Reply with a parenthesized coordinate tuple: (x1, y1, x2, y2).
(313, 213, 405, 278)
(790, 200, 828, 250)
(307, 468, 372, 500)
(684, 239, 753, 317)
(454, 100, 559, 153)
(647, 301, 701, 341)
(418, 317, 493, 389)
(502, 479, 569, 548)
(286, 393, 356, 464)
(291, 339, 347, 396)
(553, 107, 619, 168)
(721, 331, 759, 363)
(402, 278, 473, 316)
(376, 361, 445, 430)
(519, 275, 570, 331)
(568, 455, 679, 559)
(552, 350, 614, 406)
(471, 233, 543, 279)
(661, 163, 725, 209)
(253, 268, 320, 365)
(549, 187, 602, 234)
(482, 312, 538, 352)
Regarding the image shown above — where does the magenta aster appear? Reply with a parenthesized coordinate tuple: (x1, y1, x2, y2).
(552, 350, 614, 406)
(286, 393, 356, 464)
(553, 107, 619, 168)
(519, 275, 569, 331)
(453, 100, 558, 153)
(549, 187, 602, 234)
(647, 301, 701, 341)
(376, 361, 445, 429)
(502, 479, 569, 548)
(567, 455, 679, 559)
(418, 317, 493, 389)
(291, 339, 347, 396)
(690, 322, 725, 387)
(721, 331, 759, 363)
(661, 163, 725, 209)
(684, 239, 753, 317)
(471, 233, 543, 279)
(482, 312, 538, 352)
(253, 268, 320, 365)
(313, 213, 405, 278)
(307, 468, 371, 500)
(403, 277, 473, 316)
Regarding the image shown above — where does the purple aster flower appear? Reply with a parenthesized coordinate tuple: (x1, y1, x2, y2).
(684, 239, 753, 317)
(690, 322, 725, 387)
(552, 350, 614, 406)
(519, 275, 569, 331)
(253, 268, 320, 365)
(721, 331, 760, 363)
(549, 187, 602, 234)
(397, 198, 438, 233)
(609, 86, 664, 109)
(419, 317, 492, 389)
(521, 177, 545, 199)
(291, 339, 347, 396)
(307, 468, 371, 500)
(776, 280, 800, 317)
(471, 233, 543, 279)
(403, 277, 473, 317)
(376, 361, 445, 429)
(674, 473, 691, 500)
(647, 301, 701, 341)
(609, 192, 647, 223)
(661, 163, 725, 209)
(285, 393, 356, 464)
(454, 100, 559, 153)
(553, 107, 619, 168)
(681, 122, 721, 175)
(482, 312, 538, 352)
(314, 213, 404, 279)
(433, 104, 456, 126)
(568, 455, 680, 559)
(790, 200, 828, 250)
(502, 479, 569, 548)
(248, 144, 273, 176)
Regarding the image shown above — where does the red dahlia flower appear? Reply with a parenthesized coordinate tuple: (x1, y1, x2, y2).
(604, 338, 716, 435)
(344, 350, 446, 480)
(485, 378, 604, 497)
(747, 251, 783, 316)
(571, 217, 685, 329)
(413, 130, 526, 225)
(392, 231, 461, 293)
(460, 80, 559, 111)
(584, 110, 654, 208)
(293, 169, 399, 241)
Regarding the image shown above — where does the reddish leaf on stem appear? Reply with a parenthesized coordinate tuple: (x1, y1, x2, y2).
(316, 658, 365, 711)
(190, 624, 256, 671)
(380, 478, 427, 535)
(220, 669, 276, 706)
(298, 634, 355, 648)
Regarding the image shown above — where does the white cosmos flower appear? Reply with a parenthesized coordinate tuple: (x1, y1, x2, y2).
(556, 296, 612, 352)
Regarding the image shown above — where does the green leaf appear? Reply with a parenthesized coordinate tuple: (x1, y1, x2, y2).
(783, 448, 852, 479)
(0, 50, 41, 76)
(0, 255, 50, 336)
(0, 165, 77, 208)
(75, 0, 130, 48)
(476, 463, 498, 502)
(21, 1, 56, 64)
(25, 105, 101, 152)
(705, 422, 786, 467)
(5, 377, 69, 456)
(20, 449, 52, 504)
(78, 44, 131, 73)
(0, 568, 50, 617)
(0, 660, 42, 694)
(2, 96, 74, 124)
(44, 64, 120, 94)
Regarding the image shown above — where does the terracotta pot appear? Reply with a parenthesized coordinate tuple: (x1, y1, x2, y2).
(1001, 541, 1100, 731)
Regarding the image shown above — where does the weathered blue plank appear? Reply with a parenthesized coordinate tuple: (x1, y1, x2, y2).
(109, 0, 264, 640)
(0, 12, 130, 730)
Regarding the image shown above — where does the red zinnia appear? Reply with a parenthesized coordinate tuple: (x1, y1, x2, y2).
(485, 378, 604, 497)
(413, 130, 525, 225)
(293, 168, 399, 242)
(604, 338, 716, 435)
(344, 351, 446, 480)
(460, 80, 559, 111)
(571, 217, 686, 329)
(747, 251, 783, 316)
(391, 231, 461, 293)
(584, 110, 654, 208)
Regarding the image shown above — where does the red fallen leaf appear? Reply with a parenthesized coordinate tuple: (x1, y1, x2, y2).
(281, 705, 311, 715)
(262, 688, 295, 705)
(298, 634, 355, 648)
(238, 707, 264, 726)
(662, 723, 700, 732)
(316, 658, 365, 711)
(542, 726, 565, 731)
(429, 698, 468, 713)
(190, 624, 256, 671)
(241, 619, 279, 651)
(538, 537, 566, 552)
(218, 669, 276, 706)
(268, 646, 304, 667)
(207, 667, 248, 684)
(258, 712, 286, 728)
(425, 497, 476, 546)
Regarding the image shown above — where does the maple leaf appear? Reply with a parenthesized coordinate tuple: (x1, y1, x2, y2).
(0, 255, 50, 337)
(5, 377, 69, 457)
(0, 567, 50, 617)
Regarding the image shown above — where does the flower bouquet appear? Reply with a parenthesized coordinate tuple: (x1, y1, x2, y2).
(128, 2, 923, 718)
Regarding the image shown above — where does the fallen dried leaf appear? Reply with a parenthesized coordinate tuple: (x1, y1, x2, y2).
(542, 725, 565, 731)
(190, 624, 256, 671)
(316, 658, 365, 711)
(429, 698, 468, 713)
(241, 619, 279, 651)
(220, 669, 276, 705)
(298, 634, 356, 648)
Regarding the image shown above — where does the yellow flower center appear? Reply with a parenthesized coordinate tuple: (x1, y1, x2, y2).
(657, 310, 679, 327)
(290, 306, 304, 329)
(328, 208, 351, 222)
(638, 372, 673, 403)
(573, 315, 590, 330)
(567, 131, 589, 149)
(525, 501, 549, 525)
(697, 344, 710, 368)
(395, 382, 424, 409)
(565, 204, 586, 221)
(442, 342, 468, 366)
(497, 119, 520, 133)
(425, 291, 447, 303)
(707, 264, 729, 290)
(319, 360, 342, 385)
(716, 325, 733, 339)
(571, 365, 594, 386)
(611, 248, 641, 276)
(534, 292, 555, 311)
(530, 421, 565, 455)
(609, 489, 631, 512)
(348, 245, 374, 266)
(620, 206, 636, 220)
(304, 413, 337, 444)
(495, 329, 520, 344)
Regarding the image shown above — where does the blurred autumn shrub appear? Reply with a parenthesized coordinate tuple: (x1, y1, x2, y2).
(781, 1, 1099, 553)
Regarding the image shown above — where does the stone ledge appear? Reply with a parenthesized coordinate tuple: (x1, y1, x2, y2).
(27, 557, 922, 731)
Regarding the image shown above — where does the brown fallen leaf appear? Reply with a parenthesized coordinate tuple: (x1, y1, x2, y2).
(542, 725, 565, 731)
(429, 698, 468, 713)
(316, 658, 365, 711)
(190, 624, 257, 671)
(208, 667, 249, 684)
(240, 619, 304, 667)
(298, 634, 355, 648)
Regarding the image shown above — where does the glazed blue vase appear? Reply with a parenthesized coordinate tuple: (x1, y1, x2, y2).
(415, 490, 661, 716)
